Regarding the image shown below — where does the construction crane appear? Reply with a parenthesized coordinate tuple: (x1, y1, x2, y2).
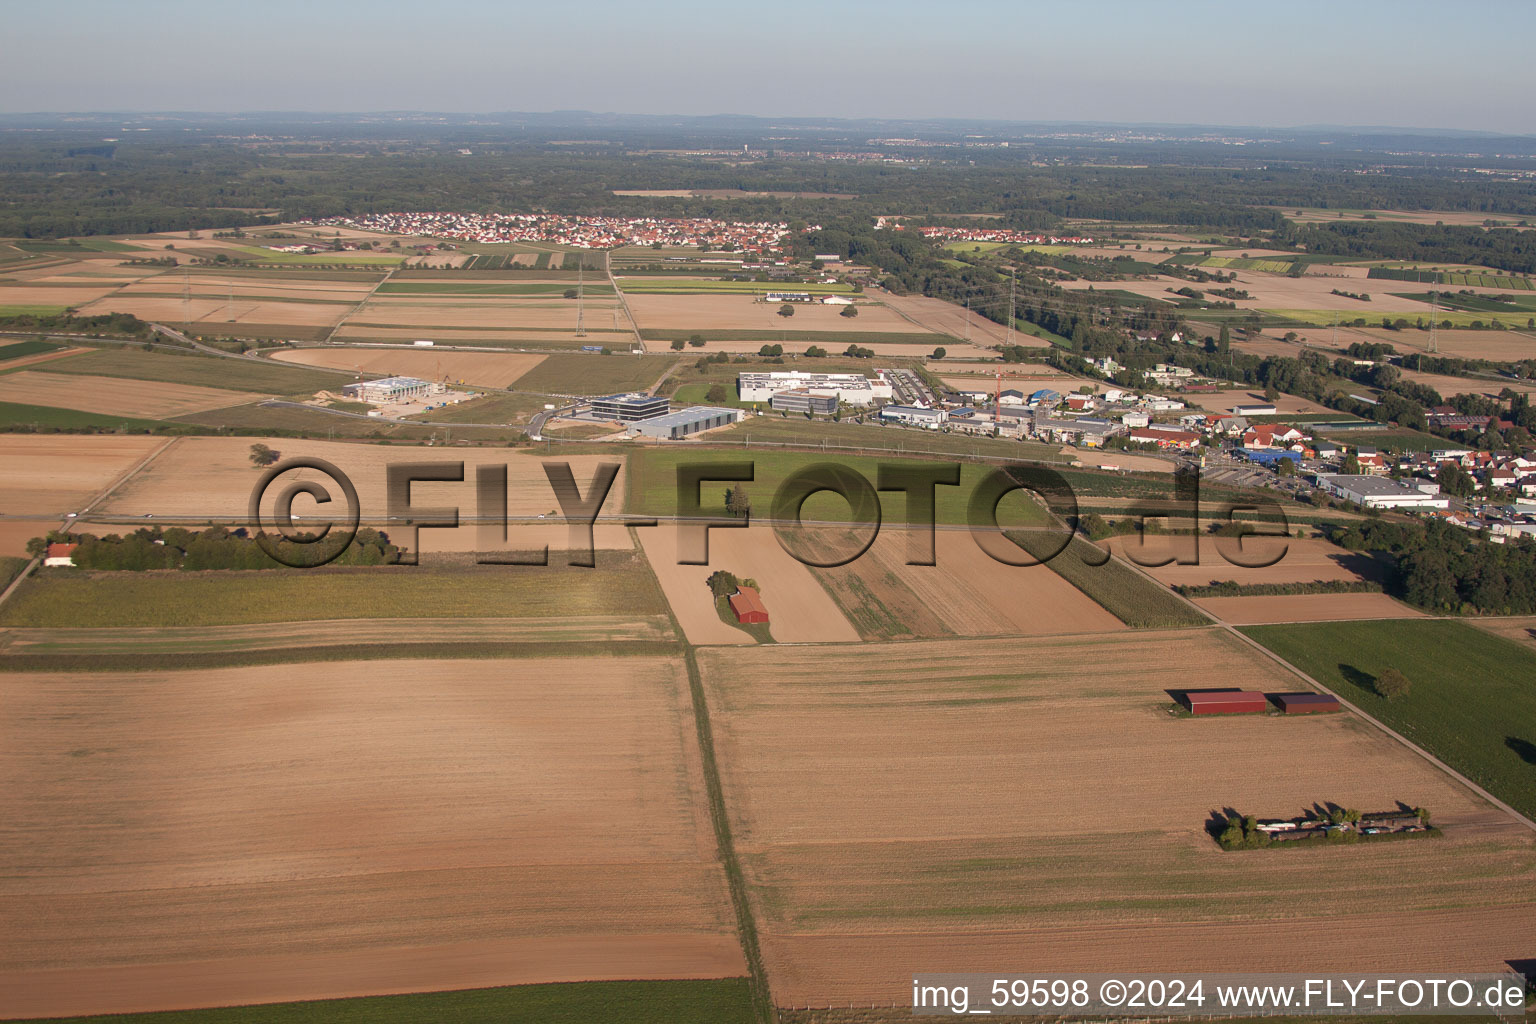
(992, 369, 1034, 437)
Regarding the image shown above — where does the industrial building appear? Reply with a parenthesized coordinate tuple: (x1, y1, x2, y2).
(1179, 690, 1268, 715)
(590, 392, 671, 422)
(1317, 474, 1450, 510)
(737, 371, 892, 406)
(1272, 693, 1341, 714)
(1233, 403, 1278, 417)
(342, 376, 434, 405)
(728, 587, 769, 624)
(769, 389, 837, 415)
(879, 405, 945, 427)
(626, 405, 743, 439)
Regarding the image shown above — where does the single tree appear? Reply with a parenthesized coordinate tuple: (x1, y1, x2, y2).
(248, 443, 280, 468)
(705, 383, 729, 403)
(839, 304, 858, 318)
(1374, 667, 1412, 701)
(670, 338, 686, 351)
(726, 485, 751, 518)
(931, 347, 947, 360)
(688, 334, 706, 347)
(563, 288, 578, 299)
(777, 303, 795, 318)
(706, 569, 740, 598)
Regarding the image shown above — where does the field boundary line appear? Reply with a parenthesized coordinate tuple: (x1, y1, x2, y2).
(323, 266, 396, 346)
(1115, 546, 1536, 836)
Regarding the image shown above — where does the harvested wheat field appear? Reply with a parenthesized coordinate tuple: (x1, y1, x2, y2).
(0, 346, 89, 370)
(1341, 326, 1536, 362)
(1469, 615, 1536, 653)
(637, 522, 859, 645)
(345, 296, 617, 331)
(1186, 386, 1326, 416)
(0, 371, 254, 419)
(270, 347, 546, 389)
(1102, 535, 1380, 588)
(878, 291, 1044, 348)
(98, 438, 627, 526)
(689, 339, 994, 358)
(0, 435, 167, 516)
(806, 528, 1124, 639)
(696, 634, 1536, 1007)
(0, 520, 49, 556)
(416, 522, 635, 557)
(331, 327, 625, 345)
(624, 293, 928, 335)
(75, 294, 349, 328)
(1194, 592, 1425, 625)
(0, 656, 740, 1019)
(1400, 367, 1536, 399)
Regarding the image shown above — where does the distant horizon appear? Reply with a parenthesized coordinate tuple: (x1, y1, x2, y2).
(5, 0, 1535, 135)
(4, 109, 1535, 141)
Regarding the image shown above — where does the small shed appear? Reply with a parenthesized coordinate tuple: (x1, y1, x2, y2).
(43, 542, 79, 568)
(728, 587, 769, 624)
(1181, 690, 1267, 715)
(1272, 692, 1341, 714)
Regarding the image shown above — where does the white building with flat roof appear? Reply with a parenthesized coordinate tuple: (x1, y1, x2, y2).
(737, 371, 892, 406)
(342, 376, 435, 405)
(1317, 474, 1450, 510)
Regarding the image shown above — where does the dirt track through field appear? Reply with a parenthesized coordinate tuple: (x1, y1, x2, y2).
(0, 657, 741, 1018)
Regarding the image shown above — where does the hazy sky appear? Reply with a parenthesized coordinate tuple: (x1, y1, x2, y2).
(6, 0, 1534, 133)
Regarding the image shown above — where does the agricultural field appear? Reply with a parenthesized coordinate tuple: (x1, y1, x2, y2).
(0, 435, 168, 518)
(1242, 619, 1536, 821)
(697, 633, 1536, 1007)
(269, 347, 547, 389)
(40, 347, 346, 395)
(623, 292, 928, 336)
(0, 370, 253, 419)
(513, 352, 677, 395)
(1101, 535, 1382, 590)
(636, 522, 860, 645)
(0, 655, 741, 1019)
(616, 278, 855, 295)
(1186, 386, 1329, 416)
(1194, 592, 1424, 625)
(804, 528, 1126, 639)
(95, 437, 629, 523)
(0, 554, 663, 630)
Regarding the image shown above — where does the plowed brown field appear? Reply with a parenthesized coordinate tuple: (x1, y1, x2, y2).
(1102, 536, 1381, 588)
(697, 634, 1536, 1007)
(0, 435, 166, 516)
(0, 657, 740, 1019)
(270, 347, 546, 388)
(1195, 592, 1424, 624)
(0, 371, 253, 418)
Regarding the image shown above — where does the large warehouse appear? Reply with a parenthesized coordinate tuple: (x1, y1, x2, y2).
(589, 392, 670, 421)
(341, 376, 433, 405)
(1316, 474, 1450, 510)
(626, 405, 743, 440)
(737, 371, 892, 406)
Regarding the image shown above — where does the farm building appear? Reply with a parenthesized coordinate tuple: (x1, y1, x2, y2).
(43, 542, 78, 567)
(1179, 690, 1268, 715)
(1233, 403, 1278, 417)
(589, 392, 670, 422)
(765, 292, 813, 303)
(728, 587, 769, 623)
(769, 389, 837, 416)
(1272, 692, 1342, 714)
(626, 405, 743, 440)
(341, 376, 433, 405)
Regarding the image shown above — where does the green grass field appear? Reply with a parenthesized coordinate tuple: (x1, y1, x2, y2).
(15, 237, 139, 254)
(624, 447, 1050, 527)
(1241, 619, 1536, 820)
(43, 347, 347, 394)
(5, 978, 754, 1024)
(1, 554, 666, 628)
(0, 339, 60, 361)
(0, 303, 70, 318)
(1007, 531, 1212, 628)
(411, 391, 546, 424)
(0, 554, 31, 590)
(512, 353, 677, 395)
(0, 400, 173, 431)
(1312, 428, 1448, 453)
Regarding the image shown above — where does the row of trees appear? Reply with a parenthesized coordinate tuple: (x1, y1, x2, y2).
(1328, 518, 1536, 615)
(28, 526, 401, 571)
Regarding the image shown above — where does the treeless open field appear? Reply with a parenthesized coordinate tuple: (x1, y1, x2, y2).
(0, 521, 46, 556)
(345, 296, 618, 332)
(624, 293, 928, 335)
(331, 327, 626, 345)
(637, 522, 859, 645)
(697, 633, 1536, 1007)
(1355, 326, 1536, 362)
(1063, 271, 1439, 313)
(0, 435, 166, 516)
(688, 339, 994, 358)
(878, 291, 1048, 347)
(0, 371, 255, 418)
(1186, 386, 1328, 416)
(0, 346, 89, 370)
(1194, 592, 1425, 624)
(75, 294, 349, 328)
(1058, 445, 1173, 473)
(269, 347, 547, 389)
(1400, 367, 1536, 399)
(1470, 615, 1536, 652)
(97, 437, 627, 526)
(1102, 535, 1382, 588)
(807, 528, 1124, 639)
(0, 656, 740, 1019)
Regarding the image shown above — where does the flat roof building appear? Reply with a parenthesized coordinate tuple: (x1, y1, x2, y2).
(737, 371, 892, 406)
(769, 389, 837, 416)
(342, 376, 433, 405)
(590, 392, 670, 422)
(879, 405, 945, 427)
(1317, 474, 1451, 510)
(627, 405, 743, 440)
